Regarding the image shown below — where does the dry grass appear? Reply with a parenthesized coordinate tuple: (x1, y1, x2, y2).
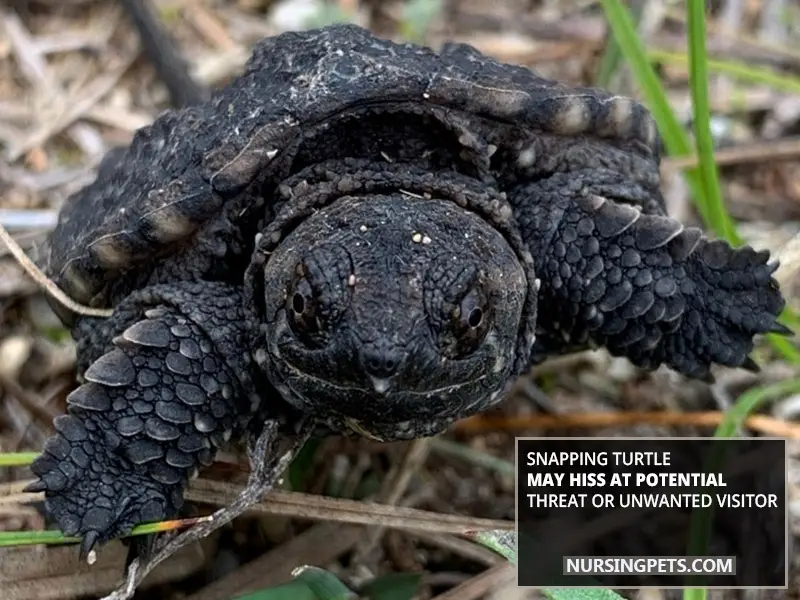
(1, 1, 800, 599)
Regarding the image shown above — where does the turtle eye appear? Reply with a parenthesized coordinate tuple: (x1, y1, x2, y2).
(287, 275, 319, 335)
(449, 285, 491, 357)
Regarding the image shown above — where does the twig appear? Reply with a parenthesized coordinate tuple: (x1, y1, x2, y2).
(186, 479, 515, 534)
(0, 222, 113, 318)
(662, 136, 800, 171)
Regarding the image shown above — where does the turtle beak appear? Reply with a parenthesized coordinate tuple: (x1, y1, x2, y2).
(369, 376, 392, 395)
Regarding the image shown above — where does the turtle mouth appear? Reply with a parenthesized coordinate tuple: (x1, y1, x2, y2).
(272, 355, 506, 440)
(277, 346, 498, 400)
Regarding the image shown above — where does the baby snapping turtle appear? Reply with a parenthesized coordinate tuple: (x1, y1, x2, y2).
(29, 24, 788, 554)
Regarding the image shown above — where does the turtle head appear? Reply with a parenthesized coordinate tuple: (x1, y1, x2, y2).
(249, 194, 531, 440)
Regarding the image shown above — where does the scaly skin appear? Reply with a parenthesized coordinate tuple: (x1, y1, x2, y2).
(28, 283, 262, 556)
(510, 170, 787, 381)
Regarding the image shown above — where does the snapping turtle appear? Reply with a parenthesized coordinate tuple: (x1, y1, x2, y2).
(28, 22, 788, 556)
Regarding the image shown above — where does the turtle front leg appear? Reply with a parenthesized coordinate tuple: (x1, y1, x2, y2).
(26, 282, 262, 557)
(510, 170, 789, 381)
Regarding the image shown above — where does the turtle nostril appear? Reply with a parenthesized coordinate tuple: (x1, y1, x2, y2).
(360, 345, 403, 379)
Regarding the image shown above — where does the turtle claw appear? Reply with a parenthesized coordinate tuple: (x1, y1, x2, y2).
(741, 356, 760, 373)
(80, 530, 100, 562)
(23, 480, 47, 493)
(769, 321, 793, 336)
(29, 418, 173, 558)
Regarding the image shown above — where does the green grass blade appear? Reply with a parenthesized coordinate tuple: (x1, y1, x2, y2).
(0, 452, 40, 467)
(599, 0, 707, 217)
(686, 1, 740, 245)
(599, 0, 724, 237)
(0, 516, 212, 548)
(715, 377, 800, 438)
(0, 530, 80, 547)
(768, 332, 800, 363)
(683, 586, 708, 600)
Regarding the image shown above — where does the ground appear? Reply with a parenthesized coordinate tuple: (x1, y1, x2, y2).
(1, 1, 800, 599)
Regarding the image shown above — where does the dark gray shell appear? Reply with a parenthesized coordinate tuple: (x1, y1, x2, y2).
(47, 24, 660, 307)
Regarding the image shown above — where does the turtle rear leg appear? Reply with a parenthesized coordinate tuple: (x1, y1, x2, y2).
(510, 170, 789, 381)
(27, 282, 261, 557)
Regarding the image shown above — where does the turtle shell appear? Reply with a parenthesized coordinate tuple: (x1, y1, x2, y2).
(47, 24, 659, 309)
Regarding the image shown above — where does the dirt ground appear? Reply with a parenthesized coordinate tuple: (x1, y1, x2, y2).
(1, 1, 800, 599)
